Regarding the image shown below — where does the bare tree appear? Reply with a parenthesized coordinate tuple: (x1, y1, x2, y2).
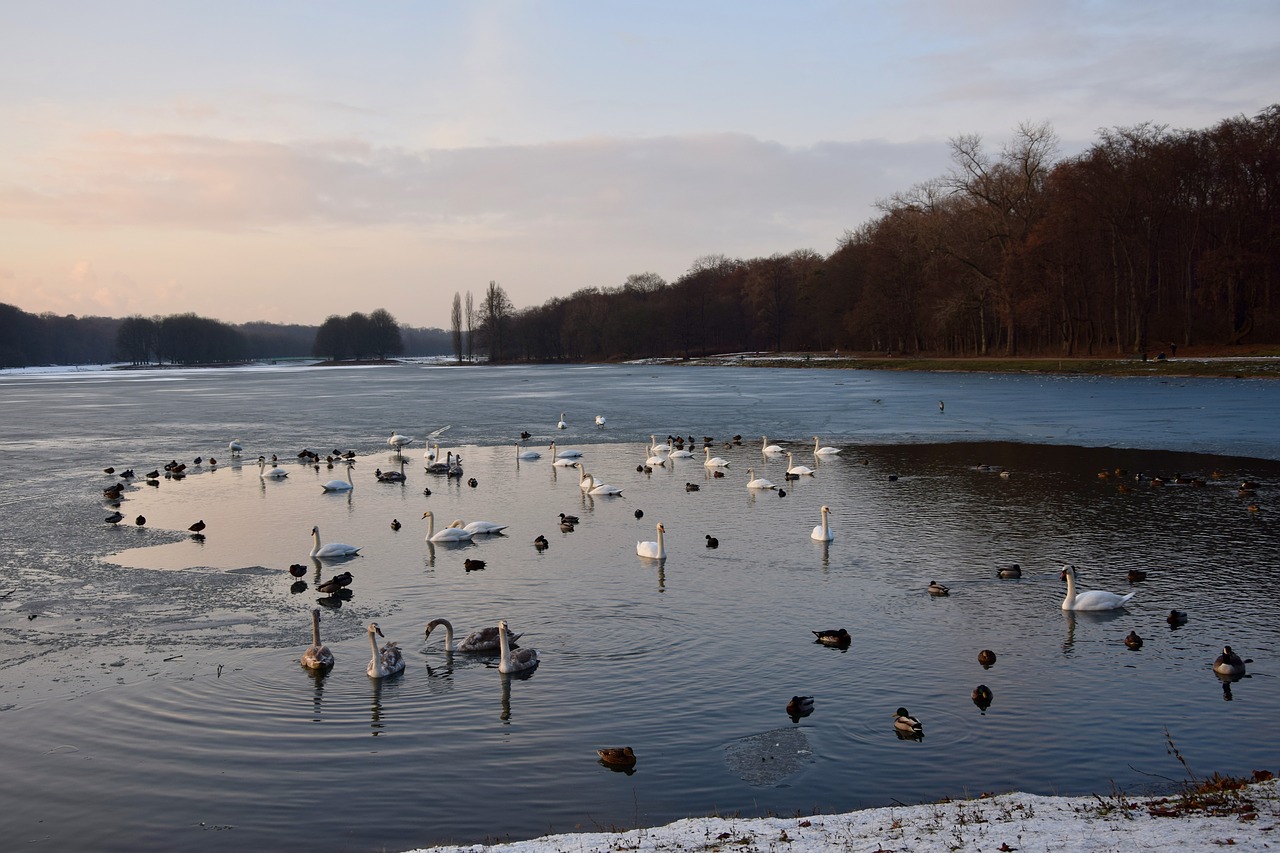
(464, 291, 475, 362)
(451, 292, 463, 363)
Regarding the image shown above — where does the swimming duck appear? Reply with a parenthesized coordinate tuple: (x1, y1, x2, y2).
(786, 696, 815, 719)
(533, 535, 549, 551)
(464, 558, 487, 572)
(596, 747, 636, 767)
(705, 534, 719, 549)
(928, 581, 950, 596)
(559, 513, 580, 525)
(1124, 631, 1143, 650)
(893, 707, 923, 736)
(813, 628, 851, 647)
(1167, 609, 1189, 625)
(978, 649, 997, 667)
(1213, 645, 1250, 677)
(997, 564, 1022, 579)
(971, 685, 993, 710)
(390, 519, 402, 531)
(1126, 569, 1147, 583)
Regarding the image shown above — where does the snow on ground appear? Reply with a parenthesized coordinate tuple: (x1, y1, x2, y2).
(409, 779, 1279, 852)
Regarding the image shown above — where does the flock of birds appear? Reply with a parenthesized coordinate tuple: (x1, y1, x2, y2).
(97, 417, 1262, 759)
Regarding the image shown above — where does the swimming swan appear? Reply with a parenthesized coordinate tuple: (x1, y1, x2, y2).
(515, 442, 541, 460)
(462, 520, 508, 535)
(637, 522, 666, 559)
(1059, 564, 1135, 610)
(813, 436, 841, 455)
(258, 457, 289, 479)
(425, 617, 523, 653)
(811, 505, 834, 541)
(422, 510, 474, 542)
(498, 619, 539, 673)
(366, 622, 405, 678)
(746, 467, 777, 490)
(310, 525, 362, 558)
(321, 463, 354, 492)
(301, 608, 335, 669)
(704, 446, 730, 468)
(762, 435, 783, 455)
(786, 452, 816, 476)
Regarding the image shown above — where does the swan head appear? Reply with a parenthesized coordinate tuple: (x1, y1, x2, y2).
(1059, 564, 1075, 581)
(421, 510, 433, 519)
(821, 505, 830, 514)
(311, 525, 320, 536)
(497, 619, 510, 636)
(368, 622, 384, 638)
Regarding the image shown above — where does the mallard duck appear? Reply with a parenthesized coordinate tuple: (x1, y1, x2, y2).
(366, 622, 405, 678)
(316, 571, 353, 594)
(301, 609, 334, 670)
(1124, 631, 1143, 650)
(1213, 645, 1250, 677)
(597, 747, 636, 767)
(685, 482, 700, 491)
(971, 685, 993, 709)
(188, 520, 206, 533)
(1126, 569, 1147, 583)
(464, 558, 486, 572)
(893, 707, 923, 735)
(104, 511, 124, 524)
(928, 581, 950, 596)
(1167, 609, 1188, 625)
(786, 696, 815, 718)
(390, 519, 402, 531)
(997, 564, 1022, 579)
(533, 535, 549, 551)
(812, 628, 851, 646)
(287, 563, 307, 578)
(978, 649, 997, 667)
(559, 513, 580, 525)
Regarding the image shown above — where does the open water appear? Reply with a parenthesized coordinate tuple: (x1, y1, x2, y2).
(0, 362, 1277, 851)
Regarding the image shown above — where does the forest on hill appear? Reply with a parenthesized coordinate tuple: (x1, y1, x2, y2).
(2, 106, 1275, 368)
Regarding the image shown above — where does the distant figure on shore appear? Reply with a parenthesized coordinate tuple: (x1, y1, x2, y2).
(939, 400, 945, 413)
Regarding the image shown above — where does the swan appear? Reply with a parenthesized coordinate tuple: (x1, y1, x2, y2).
(376, 460, 407, 482)
(228, 439, 244, 455)
(388, 432, 413, 454)
(811, 505, 834, 541)
(637, 522, 666, 559)
(703, 446, 730, 468)
(301, 608, 334, 669)
(422, 510, 474, 542)
(365, 622, 405, 678)
(576, 464, 623, 496)
(595, 415, 606, 427)
(557, 412, 567, 430)
(425, 618, 523, 653)
(516, 442, 541, 460)
(258, 456, 289, 479)
(577, 463, 595, 491)
(321, 463, 354, 492)
(668, 444, 694, 459)
(762, 435, 783, 455)
(424, 441, 439, 461)
(310, 526, 362, 558)
(786, 452, 816, 476)
(645, 438, 667, 468)
(551, 440, 582, 459)
(463, 520, 508, 535)
(1059, 564, 1136, 610)
(497, 619, 538, 673)
(893, 707, 923, 736)
(746, 467, 777, 490)
(425, 450, 452, 474)
(813, 436, 841, 456)
(649, 434, 671, 455)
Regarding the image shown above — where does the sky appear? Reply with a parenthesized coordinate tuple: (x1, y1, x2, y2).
(1, 2, 1277, 330)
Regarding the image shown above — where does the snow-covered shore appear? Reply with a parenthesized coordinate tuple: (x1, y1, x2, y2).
(409, 779, 1279, 852)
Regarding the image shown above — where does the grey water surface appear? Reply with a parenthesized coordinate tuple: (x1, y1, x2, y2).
(0, 362, 1277, 851)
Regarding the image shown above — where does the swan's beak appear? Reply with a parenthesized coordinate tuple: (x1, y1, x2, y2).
(373, 625, 384, 637)
(421, 511, 431, 518)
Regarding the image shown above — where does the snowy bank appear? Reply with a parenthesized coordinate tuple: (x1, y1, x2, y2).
(409, 778, 1279, 852)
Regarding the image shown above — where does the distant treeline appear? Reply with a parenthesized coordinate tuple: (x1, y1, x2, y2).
(0, 304, 451, 368)
(493, 105, 1279, 361)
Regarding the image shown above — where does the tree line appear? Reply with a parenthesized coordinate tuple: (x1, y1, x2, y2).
(494, 105, 1278, 361)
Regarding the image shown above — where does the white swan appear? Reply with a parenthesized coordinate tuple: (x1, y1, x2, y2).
(637, 522, 666, 559)
(668, 444, 694, 459)
(228, 438, 244, 455)
(422, 510, 474, 542)
(813, 436, 841, 455)
(551, 440, 582, 458)
(310, 525, 362, 558)
(704, 446, 730, 468)
(498, 619, 538, 673)
(366, 622, 405, 678)
(1060, 564, 1135, 610)
(576, 464, 623, 496)
(557, 412, 567, 430)
(515, 442, 541, 460)
(258, 456, 289, 479)
(746, 467, 777, 490)
(595, 415, 606, 427)
(321, 463, 354, 492)
(463, 520, 508, 535)
(786, 452, 816, 476)
(762, 435, 783, 455)
(649, 434, 671, 455)
(425, 618, 523, 653)
(388, 432, 413, 453)
(811, 505, 834, 541)
(645, 438, 667, 468)
(301, 608, 334, 669)
(577, 463, 596, 491)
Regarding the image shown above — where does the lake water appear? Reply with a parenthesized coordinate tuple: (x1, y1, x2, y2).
(1, 362, 1277, 851)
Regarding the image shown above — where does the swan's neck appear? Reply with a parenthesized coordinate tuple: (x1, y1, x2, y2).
(498, 625, 511, 665)
(820, 512, 828, 535)
(309, 530, 321, 557)
(368, 630, 381, 670)
(657, 527, 665, 554)
(1062, 570, 1076, 608)
(424, 514, 434, 539)
(312, 612, 322, 646)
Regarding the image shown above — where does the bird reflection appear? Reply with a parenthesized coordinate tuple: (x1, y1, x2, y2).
(818, 540, 830, 570)
(657, 565, 665, 593)
(424, 542, 436, 568)
(305, 665, 329, 720)
(1222, 680, 1234, 702)
(370, 677, 386, 736)
(290, 580, 308, 595)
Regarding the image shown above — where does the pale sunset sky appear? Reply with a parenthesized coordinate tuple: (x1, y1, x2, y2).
(1, 2, 1276, 329)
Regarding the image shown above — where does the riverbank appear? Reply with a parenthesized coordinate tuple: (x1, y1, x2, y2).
(412, 774, 1279, 852)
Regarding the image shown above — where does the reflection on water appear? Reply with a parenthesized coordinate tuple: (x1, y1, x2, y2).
(0, 364, 1278, 851)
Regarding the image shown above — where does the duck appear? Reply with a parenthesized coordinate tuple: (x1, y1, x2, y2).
(705, 534, 719, 549)
(1126, 569, 1147, 583)
(971, 685, 993, 709)
(637, 523, 667, 559)
(813, 436, 841, 456)
(634, 509, 644, 519)
(425, 618, 522, 653)
(300, 609, 335, 670)
(785, 452, 815, 476)
(596, 747, 636, 767)
(813, 628, 851, 647)
(1167, 609, 1189, 625)
(997, 564, 1022, 579)
(745, 467, 777, 490)
(316, 571, 353, 594)
(761, 435, 784, 455)
(893, 707, 923, 736)
(497, 619, 538, 673)
(810, 505, 834, 542)
(684, 482, 700, 492)
(135, 515, 147, 526)
(703, 446, 730, 468)
(1213, 645, 1250, 677)
(786, 696, 815, 718)
(533, 535, 549, 551)
(462, 520, 508, 535)
(288, 563, 308, 578)
(390, 519, 402, 531)
(310, 526, 361, 558)
(978, 649, 997, 667)
(421, 511, 474, 543)
(365, 622, 405, 679)
(1060, 564, 1136, 610)
(1124, 631, 1143, 650)
(104, 511, 124, 525)
(464, 558, 487, 572)
(558, 513, 580, 525)
(928, 581, 950, 596)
